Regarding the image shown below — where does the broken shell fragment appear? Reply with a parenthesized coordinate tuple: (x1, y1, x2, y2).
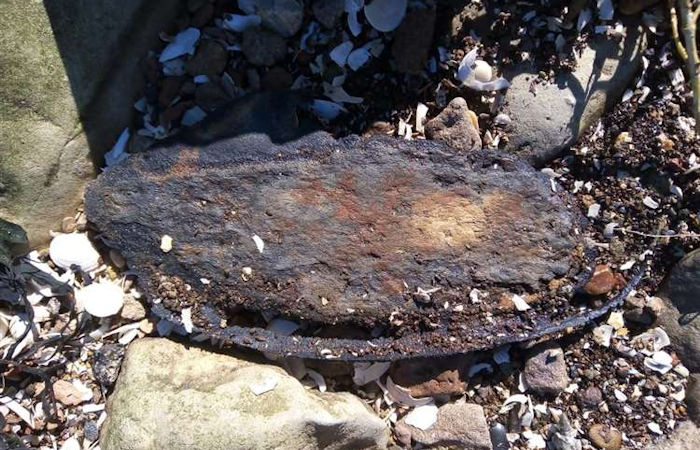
(364, 0, 407, 32)
(160, 235, 173, 253)
(49, 233, 101, 272)
(159, 28, 201, 63)
(77, 281, 125, 318)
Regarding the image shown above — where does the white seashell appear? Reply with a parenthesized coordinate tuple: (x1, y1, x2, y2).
(310, 100, 347, 120)
(592, 324, 613, 347)
(352, 361, 390, 386)
(512, 294, 531, 311)
(159, 28, 200, 62)
(330, 41, 354, 67)
(0, 314, 8, 341)
(267, 318, 300, 336)
(323, 83, 363, 104)
(473, 60, 493, 82)
(403, 403, 438, 430)
(415, 103, 428, 133)
(647, 422, 663, 435)
(587, 203, 600, 218)
(76, 281, 125, 318)
(105, 128, 130, 167)
(642, 196, 659, 209)
(160, 234, 173, 253)
(345, 0, 364, 36)
(181, 106, 207, 127)
(49, 233, 100, 272)
(221, 14, 262, 32)
(644, 351, 673, 374)
(384, 376, 433, 407)
(252, 234, 265, 253)
(364, 0, 407, 32)
(347, 47, 371, 71)
(60, 437, 81, 450)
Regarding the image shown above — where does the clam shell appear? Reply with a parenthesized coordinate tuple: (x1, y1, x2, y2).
(76, 281, 125, 318)
(473, 60, 493, 82)
(49, 233, 101, 272)
(364, 0, 407, 32)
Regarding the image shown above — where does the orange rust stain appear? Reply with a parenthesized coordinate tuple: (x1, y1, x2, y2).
(169, 148, 201, 178)
(408, 192, 486, 252)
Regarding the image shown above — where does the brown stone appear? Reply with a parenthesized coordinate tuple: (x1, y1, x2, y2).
(389, 355, 472, 398)
(161, 102, 187, 127)
(588, 424, 622, 450)
(312, 0, 344, 28)
(53, 379, 84, 406)
(583, 265, 617, 296)
(522, 342, 570, 396)
(194, 82, 230, 111)
(241, 29, 287, 67)
(262, 66, 292, 91)
(581, 386, 603, 407)
(159, 76, 184, 108)
(186, 40, 228, 77)
(425, 97, 482, 152)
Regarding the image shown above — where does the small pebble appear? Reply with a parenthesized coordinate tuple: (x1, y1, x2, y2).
(61, 216, 76, 233)
(583, 265, 617, 296)
(588, 424, 622, 450)
(84, 420, 99, 442)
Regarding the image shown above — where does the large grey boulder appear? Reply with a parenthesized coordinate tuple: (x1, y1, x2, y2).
(501, 27, 646, 166)
(100, 338, 389, 450)
(0, 0, 182, 245)
(645, 421, 700, 450)
(657, 249, 700, 372)
(395, 403, 492, 449)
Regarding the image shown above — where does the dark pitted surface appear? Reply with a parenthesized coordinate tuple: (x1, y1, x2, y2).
(85, 132, 630, 359)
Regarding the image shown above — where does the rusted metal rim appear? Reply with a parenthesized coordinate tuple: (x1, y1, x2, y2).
(150, 266, 643, 361)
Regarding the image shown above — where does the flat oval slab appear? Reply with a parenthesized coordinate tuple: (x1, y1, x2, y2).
(86, 132, 593, 359)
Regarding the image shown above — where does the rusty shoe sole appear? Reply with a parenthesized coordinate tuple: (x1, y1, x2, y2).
(85, 132, 639, 360)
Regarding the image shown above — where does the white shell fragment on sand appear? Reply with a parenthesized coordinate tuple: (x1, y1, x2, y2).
(593, 324, 613, 347)
(310, 99, 347, 121)
(404, 403, 438, 430)
(415, 103, 428, 133)
(159, 28, 201, 62)
(181, 106, 207, 127)
(364, 0, 407, 32)
(221, 14, 262, 32)
(457, 48, 510, 91)
(252, 234, 265, 253)
(330, 41, 354, 67)
(642, 196, 660, 209)
(49, 233, 101, 272)
(77, 281, 125, 318)
(104, 128, 130, 167)
(160, 235, 173, 253)
(344, 0, 364, 36)
(644, 351, 674, 374)
(512, 294, 531, 311)
(353, 361, 390, 386)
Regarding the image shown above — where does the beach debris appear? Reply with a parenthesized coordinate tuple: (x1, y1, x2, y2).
(49, 233, 101, 272)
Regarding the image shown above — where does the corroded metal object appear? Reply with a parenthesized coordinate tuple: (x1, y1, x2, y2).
(85, 132, 635, 360)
